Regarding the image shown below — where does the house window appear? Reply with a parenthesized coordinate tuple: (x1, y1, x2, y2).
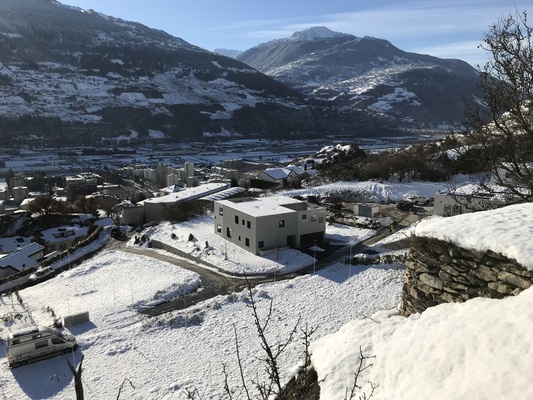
(235, 215, 239, 224)
(279, 220, 285, 228)
(242, 220, 245, 225)
(319, 217, 324, 223)
(311, 215, 317, 222)
(217, 224, 222, 233)
(219, 207, 223, 216)
(247, 221, 251, 229)
(258, 240, 264, 248)
(245, 238, 250, 247)
(226, 227, 232, 238)
(444, 204, 462, 217)
(238, 236, 241, 241)
(302, 214, 307, 221)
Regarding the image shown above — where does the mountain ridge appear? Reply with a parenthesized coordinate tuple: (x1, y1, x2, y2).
(0, 2, 480, 146)
(2, 0, 380, 146)
(237, 26, 484, 130)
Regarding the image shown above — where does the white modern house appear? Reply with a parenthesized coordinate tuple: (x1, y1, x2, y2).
(118, 182, 232, 225)
(257, 167, 304, 188)
(214, 196, 326, 255)
(433, 183, 499, 217)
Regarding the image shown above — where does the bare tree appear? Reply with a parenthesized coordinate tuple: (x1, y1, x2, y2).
(463, 9, 533, 204)
(73, 195, 99, 216)
(278, 324, 322, 400)
(27, 195, 67, 217)
(67, 355, 84, 400)
(223, 282, 302, 400)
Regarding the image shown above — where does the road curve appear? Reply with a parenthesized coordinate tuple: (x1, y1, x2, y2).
(100, 213, 415, 317)
(102, 237, 286, 317)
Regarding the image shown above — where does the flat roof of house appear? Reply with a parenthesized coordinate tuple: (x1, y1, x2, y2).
(144, 182, 230, 205)
(217, 196, 316, 217)
(40, 225, 89, 245)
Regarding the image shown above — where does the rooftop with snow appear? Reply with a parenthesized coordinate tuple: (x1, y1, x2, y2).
(414, 203, 533, 270)
(216, 195, 322, 217)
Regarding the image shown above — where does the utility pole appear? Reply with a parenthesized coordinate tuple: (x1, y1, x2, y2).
(313, 240, 317, 273)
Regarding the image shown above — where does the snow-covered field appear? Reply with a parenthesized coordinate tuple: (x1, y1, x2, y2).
(0, 234, 405, 399)
(136, 216, 376, 275)
(281, 180, 447, 203)
(2, 181, 530, 399)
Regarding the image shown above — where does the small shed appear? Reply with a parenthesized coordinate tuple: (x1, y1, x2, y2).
(354, 204, 380, 218)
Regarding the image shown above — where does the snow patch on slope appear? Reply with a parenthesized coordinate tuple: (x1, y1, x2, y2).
(289, 26, 351, 42)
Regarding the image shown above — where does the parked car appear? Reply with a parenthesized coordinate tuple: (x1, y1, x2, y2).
(28, 267, 54, 281)
(406, 195, 430, 205)
(396, 200, 414, 211)
(7, 325, 78, 368)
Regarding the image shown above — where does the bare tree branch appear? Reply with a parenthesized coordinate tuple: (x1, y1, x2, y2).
(116, 378, 135, 400)
(345, 346, 376, 400)
(462, 9, 533, 205)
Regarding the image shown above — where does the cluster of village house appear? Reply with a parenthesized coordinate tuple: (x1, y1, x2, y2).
(0, 163, 317, 279)
(0, 158, 514, 280)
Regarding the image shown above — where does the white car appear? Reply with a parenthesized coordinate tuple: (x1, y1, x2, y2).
(406, 195, 430, 205)
(28, 267, 54, 281)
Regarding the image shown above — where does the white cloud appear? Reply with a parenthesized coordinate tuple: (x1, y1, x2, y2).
(415, 40, 490, 67)
(218, 0, 529, 63)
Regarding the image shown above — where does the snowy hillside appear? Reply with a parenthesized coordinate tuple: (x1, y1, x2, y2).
(2, 181, 528, 399)
(0, 1, 402, 146)
(312, 201, 533, 399)
(0, 219, 405, 399)
(312, 287, 533, 400)
(237, 26, 484, 131)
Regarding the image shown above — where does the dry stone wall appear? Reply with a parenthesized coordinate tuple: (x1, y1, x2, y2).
(400, 236, 533, 316)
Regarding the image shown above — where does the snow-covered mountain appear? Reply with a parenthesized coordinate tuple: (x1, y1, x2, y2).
(237, 26, 484, 130)
(0, 2, 483, 146)
(0, 1, 382, 146)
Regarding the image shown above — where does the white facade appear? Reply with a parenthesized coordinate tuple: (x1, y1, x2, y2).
(433, 193, 495, 217)
(143, 169, 157, 182)
(257, 168, 302, 187)
(214, 196, 326, 255)
(166, 173, 182, 187)
(433, 194, 465, 217)
(13, 187, 29, 205)
(184, 162, 195, 178)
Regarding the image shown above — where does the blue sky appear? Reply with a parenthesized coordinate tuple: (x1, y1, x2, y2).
(59, 0, 528, 67)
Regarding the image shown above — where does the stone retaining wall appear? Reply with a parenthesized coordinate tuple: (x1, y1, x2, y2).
(400, 236, 533, 316)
